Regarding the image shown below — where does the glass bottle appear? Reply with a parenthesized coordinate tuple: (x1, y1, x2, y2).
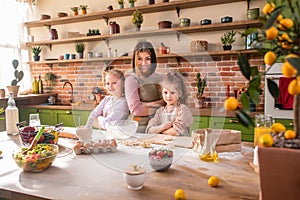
(253, 114, 273, 146)
(38, 74, 43, 94)
(32, 76, 38, 94)
(199, 129, 221, 162)
(5, 93, 19, 135)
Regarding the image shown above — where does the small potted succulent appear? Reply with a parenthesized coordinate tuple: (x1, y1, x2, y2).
(128, 0, 137, 8)
(31, 46, 42, 61)
(195, 72, 207, 108)
(79, 5, 88, 14)
(118, 0, 125, 9)
(220, 30, 237, 50)
(75, 42, 85, 59)
(71, 6, 79, 16)
(7, 59, 24, 97)
(132, 10, 143, 31)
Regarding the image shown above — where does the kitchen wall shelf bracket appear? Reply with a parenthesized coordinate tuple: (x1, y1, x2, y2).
(176, 7, 180, 17)
(105, 39, 110, 47)
(176, 56, 181, 66)
(176, 32, 181, 42)
(103, 17, 109, 25)
(46, 44, 53, 51)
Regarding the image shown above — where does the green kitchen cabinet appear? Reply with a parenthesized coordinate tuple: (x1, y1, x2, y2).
(190, 116, 209, 133)
(54, 110, 90, 127)
(19, 107, 55, 126)
(209, 116, 255, 142)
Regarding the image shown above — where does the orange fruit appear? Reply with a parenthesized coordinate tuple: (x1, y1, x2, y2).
(279, 33, 293, 43)
(276, 14, 283, 22)
(288, 79, 300, 95)
(224, 97, 239, 111)
(208, 176, 219, 187)
(282, 62, 297, 77)
(263, 3, 275, 15)
(284, 130, 296, 139)
(266, 26, 278, 40)
(280, 18, 294, 29)
(259, 133, 274, 147)
(271, 123, 286, 133)
(174, 189, 185, 200)
(264, 51, 277, 65)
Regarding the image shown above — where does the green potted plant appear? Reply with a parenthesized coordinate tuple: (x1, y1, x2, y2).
(195, 72, 207, 108)
(128, 0, 137, 8)
(75, 42, 85, 59)
(71, 6, 79, 15)
(220, 30, 237, 50)
(132, 10, 143, 31)
(118, 0, 125, 9)
(7, 59, 24, 97)
(31, 46, 42, 61)
(79, 5, 88, 14)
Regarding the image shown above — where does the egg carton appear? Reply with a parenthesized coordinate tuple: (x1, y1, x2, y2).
(73, 139, 117, 155)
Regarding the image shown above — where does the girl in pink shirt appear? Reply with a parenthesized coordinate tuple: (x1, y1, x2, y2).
(86, 67, 129, 129)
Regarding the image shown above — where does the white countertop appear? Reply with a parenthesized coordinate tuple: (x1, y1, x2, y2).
(0, 129, 259, 200)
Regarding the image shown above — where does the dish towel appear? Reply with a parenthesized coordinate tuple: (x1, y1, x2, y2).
(278, 77, 294, 109)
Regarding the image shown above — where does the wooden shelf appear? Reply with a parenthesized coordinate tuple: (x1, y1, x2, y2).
(24, 0, 246, 28)
(26, 20, 261, 47)
(27, 49, 258, 65)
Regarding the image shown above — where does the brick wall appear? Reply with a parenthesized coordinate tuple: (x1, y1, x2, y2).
(31, 53, 264, 109)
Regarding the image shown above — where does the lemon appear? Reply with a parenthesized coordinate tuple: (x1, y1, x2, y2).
(208, 176, 219, 187)
(174, 189, 185, 200)
(259, 133, 274, 147)
(224, 97, 239, 111)
(288, 79, 300, 95)
(282, 62, 297, 77)
(271, 123, 286, 133)
(280, 18, 294, 29)
(266, 26, 278, 40)
(284, 130, 296, 139)
(263, 3, 275, 15)
(264, 51, 277, 65)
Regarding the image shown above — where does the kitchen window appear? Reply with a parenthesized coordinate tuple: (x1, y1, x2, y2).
(0, 0, 30, 92)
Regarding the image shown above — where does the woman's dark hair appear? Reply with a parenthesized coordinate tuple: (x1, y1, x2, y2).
(132, 41, 157, 75)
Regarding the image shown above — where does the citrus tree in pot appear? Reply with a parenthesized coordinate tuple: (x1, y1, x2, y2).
(31, 46, 42, 61)
(223, 1, 300, 199)
(195, 72, 207, 108)
(7, 59, 23, 97)
(220, 30, 237, 50)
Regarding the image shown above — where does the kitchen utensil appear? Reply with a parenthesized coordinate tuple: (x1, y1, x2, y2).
(22, 126, 45, 154)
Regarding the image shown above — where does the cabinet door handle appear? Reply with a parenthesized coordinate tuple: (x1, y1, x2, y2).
(229, 119, 239, 123)
(37, 109, 42, 113)
(66, 111, 72, 114)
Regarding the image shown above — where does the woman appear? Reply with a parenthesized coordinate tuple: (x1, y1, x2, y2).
(125, 41, 165, 133)
(85, 67, 129, 130)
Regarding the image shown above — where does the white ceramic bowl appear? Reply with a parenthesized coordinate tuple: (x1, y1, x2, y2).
(76, 126, 92, 142)
(106, 120, 138, 139)
(124, 172, 148, 190)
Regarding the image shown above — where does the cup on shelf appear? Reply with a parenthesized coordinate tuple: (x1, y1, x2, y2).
(64, 54, 70, 60)
(71, 54, 76, 59)
(58, 55, 64, 60)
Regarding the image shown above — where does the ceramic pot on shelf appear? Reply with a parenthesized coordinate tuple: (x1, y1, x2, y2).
(109, 21, 120, 34)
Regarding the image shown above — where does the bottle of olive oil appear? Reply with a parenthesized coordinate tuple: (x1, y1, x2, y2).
(38, 74, 43, 94)
(32, 76, 38, 94)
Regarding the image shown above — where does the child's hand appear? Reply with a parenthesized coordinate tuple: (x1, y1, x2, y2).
(161, 121, 173, 131)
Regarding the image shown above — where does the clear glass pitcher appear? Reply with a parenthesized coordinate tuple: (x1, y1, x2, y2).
(199, 129, 221, 162)
(253, 114, 274, 146)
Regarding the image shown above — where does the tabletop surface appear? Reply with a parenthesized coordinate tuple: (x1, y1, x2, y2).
(0, 129, 259, 200)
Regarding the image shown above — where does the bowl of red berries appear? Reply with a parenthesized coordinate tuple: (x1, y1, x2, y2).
(148, 148, 173, 172)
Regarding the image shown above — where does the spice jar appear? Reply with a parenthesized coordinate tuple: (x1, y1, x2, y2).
(109, 21, 120, 34)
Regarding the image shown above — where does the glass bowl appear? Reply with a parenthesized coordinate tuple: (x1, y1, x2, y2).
(148, 148, 173, 172)
(106, 120, 138, 139)
(13, 144, 59, 172)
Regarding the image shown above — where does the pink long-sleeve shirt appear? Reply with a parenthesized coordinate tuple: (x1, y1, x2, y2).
(125, 73, 163, 116)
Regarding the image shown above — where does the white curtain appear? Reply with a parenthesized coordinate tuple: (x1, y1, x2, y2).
(0, 0, 30, 93)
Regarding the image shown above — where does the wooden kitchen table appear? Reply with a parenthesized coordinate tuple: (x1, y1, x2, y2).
(0, 130, 259, 200)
